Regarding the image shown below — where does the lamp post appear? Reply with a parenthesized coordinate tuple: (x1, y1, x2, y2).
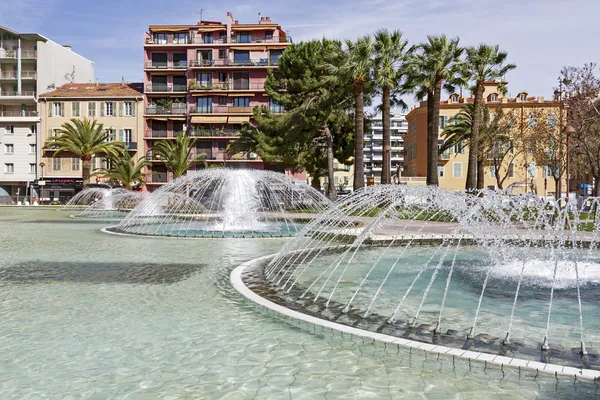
(562, 125, 575, 196)
(39, 162, 45, 205)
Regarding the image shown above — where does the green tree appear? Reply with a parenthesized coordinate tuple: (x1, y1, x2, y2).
(229, 39, 355, 201)
(403, 35, 463, 186)
(151, 132, 207, 178)
(92, 150, 150, 190)
(461, 44, 516, 190)
(44, 118, 123, 188)
(374, 29, 410, 184)
(325, 35, 374, 191)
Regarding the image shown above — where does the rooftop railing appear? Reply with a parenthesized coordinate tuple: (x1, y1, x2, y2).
(145, 105, 187, 115)
(189, 58, 280, 67)
(145, 84, 188, 93)
(144, 61, 188, 69)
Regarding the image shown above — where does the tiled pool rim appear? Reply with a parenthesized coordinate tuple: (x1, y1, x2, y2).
(231, 254, 600, 383)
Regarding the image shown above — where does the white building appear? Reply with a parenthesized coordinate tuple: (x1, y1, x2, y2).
(0, 25, 94, 202)
(364, 113, 407, 184)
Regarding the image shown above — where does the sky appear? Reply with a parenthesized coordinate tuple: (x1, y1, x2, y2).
(1, 0, 599, 108)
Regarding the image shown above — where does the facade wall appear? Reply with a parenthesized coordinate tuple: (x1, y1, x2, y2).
(364, 114, 407, 184)
(36, 40, 94, 94)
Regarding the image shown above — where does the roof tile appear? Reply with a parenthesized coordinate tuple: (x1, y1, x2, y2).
(40, 82, 144, 98)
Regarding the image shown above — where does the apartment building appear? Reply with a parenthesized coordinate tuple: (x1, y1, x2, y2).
(38, 82, 144, 202)
(364, 114, 407, 184)
(143, 12, 291, 188)
(404, 81, 565, 195)
(0, 25, 94, 202)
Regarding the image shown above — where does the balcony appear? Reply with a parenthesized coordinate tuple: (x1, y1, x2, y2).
(145, 84, 188, 94)
(145, 106, 187, 115)
(0, 111, 38, 117)
(144, 61, 188, 70)
(125, 142, 137, 151)
(189, 106, 252, 114)
(145, 130, 168, 138)
(189, 58, 278, 68)
(191, 35, 291, 44)
(147, 173, 168, 183)
(0, 49, 37, 59)
(0, 71, 37, 79)
(189, 128, 241, 137)
(189, 82, 265, 91)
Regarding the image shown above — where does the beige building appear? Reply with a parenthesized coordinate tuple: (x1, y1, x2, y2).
(38, 82, 144, 201)
(405, 81, 566, 196)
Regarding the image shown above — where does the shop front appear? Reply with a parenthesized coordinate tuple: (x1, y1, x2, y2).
(32, 178, 84, 204)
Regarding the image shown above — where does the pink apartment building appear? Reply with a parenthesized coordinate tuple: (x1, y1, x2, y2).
(143, 12, 291, 188)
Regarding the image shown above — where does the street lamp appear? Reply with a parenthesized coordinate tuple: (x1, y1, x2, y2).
(39, 162, 45, 205)
(562, 125, 575, 196)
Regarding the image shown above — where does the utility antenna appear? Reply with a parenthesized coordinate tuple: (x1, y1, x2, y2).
(198, 8, 206, 22)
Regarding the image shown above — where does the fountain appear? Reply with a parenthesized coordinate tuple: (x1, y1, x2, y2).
(75, 191, 148, 220)
(109, 169, 331, 238)
(235, 185, 600, 377)
(58, 187, 129, 212)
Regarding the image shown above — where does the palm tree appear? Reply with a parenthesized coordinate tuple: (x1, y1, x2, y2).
(374, 29, 410, 184)
(325, 35, 374, 190)
(403, 35, 463, 186)
(44, 118, 123, 188)
(461, 44, 516, 190)
(151, 132, 207, 178)
(93, 150, 151, 190)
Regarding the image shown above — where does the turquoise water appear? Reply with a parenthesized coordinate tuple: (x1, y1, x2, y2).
(0, 209, 598, 399)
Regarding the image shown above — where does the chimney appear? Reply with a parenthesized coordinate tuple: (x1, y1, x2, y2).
(63, 45, 72, 51)
(226, 12, 233, 43)
(122, 76, 125, 87)
(234, 20, 239, 25)
(266, 16, 271, 22)
(538, 96, 544, 103)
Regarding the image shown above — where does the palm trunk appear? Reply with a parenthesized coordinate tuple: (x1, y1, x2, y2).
(380, 86, 391, 184)
(477, 156, 485, 189)
(324, 126, 337, 201)
(427, 81, 442, 186)
(466, 83, 484, 191)
(311, 175, 321, 191)
(353, 82, 365, 191)
(82, 157, 91, 189)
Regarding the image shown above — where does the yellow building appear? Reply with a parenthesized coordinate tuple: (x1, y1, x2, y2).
(404, 81, 565, 196)
(38, 82, 144, 201)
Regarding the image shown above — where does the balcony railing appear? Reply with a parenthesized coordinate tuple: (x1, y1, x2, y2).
(145, 84, 188, 93)
(144, 61, 188, 69)
(189, 106, 252, 114)
(188, 82, 265, 91)
(0, 49, 37, 59)
(145, 106, 187, 115)
(148, 174, 169, 183)
(0, 91, 36, 97)
(125, 142, 137, 150)
(189, 58, 279, 68)
(0, 71, 37, 79)
(0, 111, 39, 117)
(189, 128, 241, 137)
(191, 36, 291, 44)
(145, 130, 168, 138)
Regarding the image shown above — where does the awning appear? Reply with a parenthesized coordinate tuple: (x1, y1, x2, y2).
(147, 117, 168, 121)
(229, 93, 252, 96)
(232, 27, 264, 31)
(169, 116, 187, 120)
(150, 26, 190, 32)
(191, 92, 214, 97)
(268, 45, 288, 50)
(191, 116, 228, 124)
(230, 46, 266, 51)
(228, 116, 250, 124)
(196, 27, 226, 32)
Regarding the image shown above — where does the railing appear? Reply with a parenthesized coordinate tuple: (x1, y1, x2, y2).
(189, 106, 252, 114)
(145, 130, 168, 138)
(148, 174, 168, 183)
(145, 106, 187, 115)
(189, 128, 241, 137)
(125, 142, 137, 150)
(0, 111, 39, 117)
(22, 50, 37, 59)
(189, 58, 279, 67)
(0, 71, 37, 79)
(145, 84, 188, 93)
(0, 91, 36, 97)
(188, 82, 265, 91)
(190, 36, 291, 44)
(144, 61, 188, 69)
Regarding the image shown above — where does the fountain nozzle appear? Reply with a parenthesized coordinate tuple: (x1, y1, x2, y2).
(466, 326, 474, 340)
(580, 341, 588, 356)
(541, 336, 550, 351)
(502, 332, 510, 346)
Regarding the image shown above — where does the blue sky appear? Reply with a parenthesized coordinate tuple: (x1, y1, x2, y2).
(1, 0, 599, 108)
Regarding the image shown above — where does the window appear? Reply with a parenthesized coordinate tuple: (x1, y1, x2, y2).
(105, 128, 116, 141)
(233, 50, 250, 64)
(544, 165, 556, 178)
(5, 144, 14, 154)
(53, 102, 63, 117)
(453, 162, 462, 178)
(438, 165, 444, 177)
(29, 144, 35, 154)
(5, 163, 14, 173)
(173, 33, 188, 44)
(123, 102, 133, 116)
(236, 32, 252, 43)
(527, 162, 537, 178)
(233, 97, 250, 107)
(548, 114, 557, 128)
(528, 114, 537, 128)
(71, 158, 80, 171)
(489, 93, 498, 102)
(4, 125, 14, 134)
(100, 158, 110, 170)
(88, 102, 96, 117)
(519, 93, 527, 102)
(123, 128, 133, 143)
(269, 99, 284, 113)
(217, 96, 227, 106)
(218, 49, 227, 60)
(30, 124, 37, 134)
(105, 102, 114, 116)
(489, 166, 496, 178)
(203, 33, 214, 44)
(265, 31, 273, 40)
(508, 162, 514, 178)
(196, 97, 212, 113)
(218, 72, 227, 83)
(196, 73, 212, 86)
(72, 102, 80, 117)
(154, 33, 168, 44)
(269, 50, 283, 65)
(451, 94, 459, 103)
(52, 157, 61, 171)
(439, 116, 448, 129)
(29, 163, 36, 174)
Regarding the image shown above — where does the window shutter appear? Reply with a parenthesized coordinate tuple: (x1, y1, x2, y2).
(100, 103, 105, 117)
(48, 104, 53, 117)
(131, 102, 136, 117)
(119, 102, 123, 117)
(119, 129, 124, 142)
(112, 102, 116, 116)
(60, 102, 65, 117)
